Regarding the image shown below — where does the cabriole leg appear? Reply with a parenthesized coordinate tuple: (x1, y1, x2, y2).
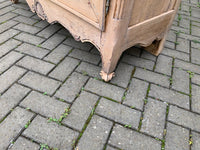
(100, 47, 123, 82)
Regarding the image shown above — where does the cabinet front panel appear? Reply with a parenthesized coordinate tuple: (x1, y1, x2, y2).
(51, 0, 106, 30)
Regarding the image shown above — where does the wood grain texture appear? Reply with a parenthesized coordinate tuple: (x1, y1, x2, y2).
(19, 0, 181, 81)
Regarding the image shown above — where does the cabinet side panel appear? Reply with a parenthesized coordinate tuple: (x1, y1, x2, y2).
(129, 0, 176, 26)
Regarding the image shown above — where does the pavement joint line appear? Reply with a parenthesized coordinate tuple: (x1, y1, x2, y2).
(6, 113, 37, 150)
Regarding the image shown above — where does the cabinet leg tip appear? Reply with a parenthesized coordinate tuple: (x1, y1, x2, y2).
(11, 0, 18, 4)
(100, 71, 115, 82)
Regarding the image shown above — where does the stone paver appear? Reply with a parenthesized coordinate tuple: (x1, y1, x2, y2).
(13, 23, 41, 34)
(155, 55, 173, 76)
(175, 59, 200, 74)
(0, 107, 34, 150)
(55, 72, 88, 103)
(109, 125, 161, 150)
(0, 66, 26, 93)
(134, 68, 170, 87)
(76, 61, 101, 78)
(13, 15, 38, 25)
(63, 91, 99, 131)
(9, 137, 40, 150)
(0, 1, 200, 149)
(69, 49, 101, 65)
(165, 122, 190, 150)
(0, 39, 21, 57)
(172, 68, 190, 94)
(76, 115, 113, 150)
(37, 24, 61, 38)
(49, 56, 79, 81)
(168, 105, 200, 131)
(23, 115, 79, 150)
(192, 74, 200, 85)
(0, 51, 23, 73)
(0, 20, 18, 34)
(96, 98, 141, 128)
(0, 84, 30, 120)
(192, 84, 200, 113)
(19, 72, 61, 95)
(15, 32, 45, 45)
(122, 54, 155, 70)
(85, 78, 125, 102)
(0, 29, 19, 44)
(149, 84, 190, 109)
(161, 47, 189, 61)
(0, 12, 17, 24)
(44, 44, 72, 64)
(17, 56, 55, 75)
(41, 33, 66, 50)
(111, 63, 134, 88)
(141, 98, 167, 139)
(15, 43, 49, 59)
(191, 131, 200, 150)
(20, 91, 69, 119)
(191, 48, 200, 65)
(123, 78, 149, 110)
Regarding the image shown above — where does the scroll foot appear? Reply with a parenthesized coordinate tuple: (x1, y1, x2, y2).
(11, 0, 18, 4)
(100, 71, 115, 82)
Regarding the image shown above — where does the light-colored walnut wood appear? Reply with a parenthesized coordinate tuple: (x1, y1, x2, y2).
(12, 0, 181, 81)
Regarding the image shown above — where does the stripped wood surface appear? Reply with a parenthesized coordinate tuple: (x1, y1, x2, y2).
(11, 0, 181, 81)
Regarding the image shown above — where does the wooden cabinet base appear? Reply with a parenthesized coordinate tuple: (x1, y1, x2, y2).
(12, 0, 181, 81)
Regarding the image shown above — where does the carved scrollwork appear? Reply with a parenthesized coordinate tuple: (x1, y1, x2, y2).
(32, 0, 48, 21)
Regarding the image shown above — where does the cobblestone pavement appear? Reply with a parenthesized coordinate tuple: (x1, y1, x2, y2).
(0, 0, 200, 150)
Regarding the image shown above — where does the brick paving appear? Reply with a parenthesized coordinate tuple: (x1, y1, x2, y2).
(0, 0, 200, 150)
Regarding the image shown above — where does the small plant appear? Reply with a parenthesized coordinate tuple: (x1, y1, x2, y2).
(178, 14, 182, 21)
(187, 71, 194, 79)
(82, 71, 88, 76)
(124, 124, 132, 128)
(169, 78, 173, 84)
(81, 87, 84, 91)
(59, 108, 70, 122)
(174, 41, 179, 45)
(43, 92, 47, 95)
(58, 98, 65, 102)
(174, 30, 181, 35)
(192, 40, 200, 44)
(24, 120, 31, 128)
(189, 134, 193, 145)
(37, 44, 42, 48)
(144, 99, 148, 104)
(122, 92, 127, 101)
(40, 143, 49, 150)
(48, 107, 70, 125)
(72, 139, 76, 148)
(93, 77, 98, 80)
(163, 129, 167, 136)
